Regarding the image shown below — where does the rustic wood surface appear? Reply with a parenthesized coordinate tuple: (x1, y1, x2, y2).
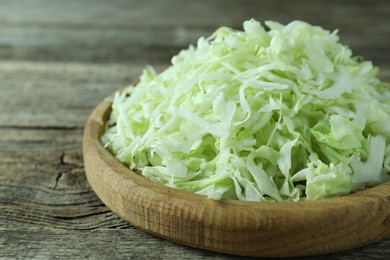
(0, 0, 389, 259)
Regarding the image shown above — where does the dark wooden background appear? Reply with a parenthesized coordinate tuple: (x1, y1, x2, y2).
(1, 0, 389, 258)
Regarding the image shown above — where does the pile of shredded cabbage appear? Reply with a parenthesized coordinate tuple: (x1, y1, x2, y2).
(102, 19, 390, 201)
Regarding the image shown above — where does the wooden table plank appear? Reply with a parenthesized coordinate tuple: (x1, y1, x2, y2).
(0, 61, 159, 128)
(0, 0, 389, 65)
(1, 230, 390, 259)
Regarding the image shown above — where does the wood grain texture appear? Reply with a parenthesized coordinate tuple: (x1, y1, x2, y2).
(1, 0, 390, 259)
(83, 92, 390, 257)
(0, 0, 390, 66)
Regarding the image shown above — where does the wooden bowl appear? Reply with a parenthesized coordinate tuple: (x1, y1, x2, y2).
(83, 93, 390, 258)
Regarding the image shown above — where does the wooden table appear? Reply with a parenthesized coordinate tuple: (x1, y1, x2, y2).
(1, 0, 389, 258)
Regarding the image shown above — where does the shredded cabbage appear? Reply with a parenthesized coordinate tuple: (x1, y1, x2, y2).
(102, 19, 390, 201)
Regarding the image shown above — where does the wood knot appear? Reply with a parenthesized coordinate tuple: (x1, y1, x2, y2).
(384, 215, 390, 226)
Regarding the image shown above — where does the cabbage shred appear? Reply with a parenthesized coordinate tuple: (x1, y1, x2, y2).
(102, 20, 390, 201)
